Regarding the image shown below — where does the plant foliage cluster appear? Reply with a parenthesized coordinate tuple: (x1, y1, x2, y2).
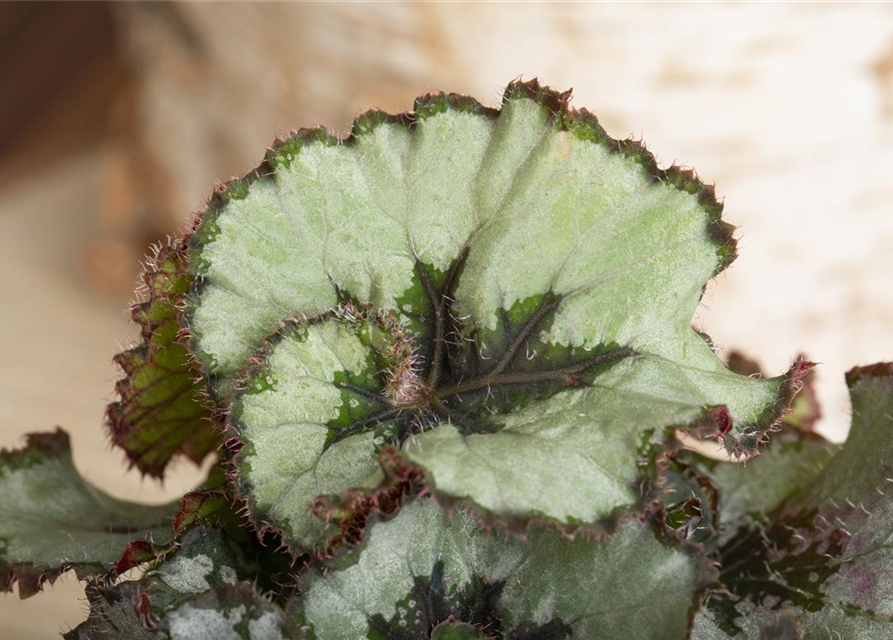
(3, 80, 892, 640)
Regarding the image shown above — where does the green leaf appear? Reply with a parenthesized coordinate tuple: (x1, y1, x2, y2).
(231, 312, 410, 551)
(670, 351, 833, 551)
(156, 583, 300, 640)
(68, 526, 300, 640)
(108, 239, 220, 478)
(680, 427, 838, 543)
(115, 474, 254, 575)
(69, 581, 299, 640)
(725, 350, 822, 432)
(197, 81, 803, 548)
(691, 605, 803, 640)
(143, 526, 260, 611)
(697, 363, 893, 637)
(0, 429, 178, 597)
(290, 499, 714, 640)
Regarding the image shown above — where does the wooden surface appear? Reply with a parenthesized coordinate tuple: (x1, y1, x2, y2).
(2, 4, 893, 637)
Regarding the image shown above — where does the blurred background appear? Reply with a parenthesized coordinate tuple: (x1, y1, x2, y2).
(1, 2, 892, 637)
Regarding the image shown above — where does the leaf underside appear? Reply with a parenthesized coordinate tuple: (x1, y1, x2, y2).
(108, 240, 220, 479)
(186, 79, 800, 551)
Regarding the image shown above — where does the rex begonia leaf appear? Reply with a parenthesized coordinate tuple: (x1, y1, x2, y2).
(694, 363, 893, 638)
(680, 427, 838, 543)
(691, 606, 803, 640)
(230, 311, 410, 550)
(0, 429, 177, 597)
(290, 499, 714, 640)
(108, 239, 220, 478)
(112, 465, 261, 575)
(68, 526, 299, 640)
(155, 582, 300, 640)
(142, 526, 273, 614)
(671, 351, 833, 547)
(188, 80, 805, 549)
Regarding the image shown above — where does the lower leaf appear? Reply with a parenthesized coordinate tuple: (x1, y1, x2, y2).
(697, 363, 893, 637)
(290, 499, 714, 640)
(68, 526, 300, 639)
(0, 429, 178, 598)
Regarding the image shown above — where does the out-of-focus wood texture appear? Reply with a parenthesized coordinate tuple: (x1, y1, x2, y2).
(1, 3, 892, 637)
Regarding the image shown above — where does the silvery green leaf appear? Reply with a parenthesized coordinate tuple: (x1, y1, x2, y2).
(291, 499, 713, 640)
(190, 81, 800, 550)
(696, 364, 893, 638)
(0, 429, 177, 598)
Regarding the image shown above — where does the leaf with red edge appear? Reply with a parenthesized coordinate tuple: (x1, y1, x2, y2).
(0, 429, 178, 598)
(725, 351, 822, 432)
(108, 239, 220, 478)
(112, 489, 238, 576)
(69, 528, 301, 640)
(291, 499, 715, 640)
(694, 363, 893, 638)
(183, 80, 816, 556)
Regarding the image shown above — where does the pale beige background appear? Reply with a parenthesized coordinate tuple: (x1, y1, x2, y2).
(2, 3, 893, 638)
